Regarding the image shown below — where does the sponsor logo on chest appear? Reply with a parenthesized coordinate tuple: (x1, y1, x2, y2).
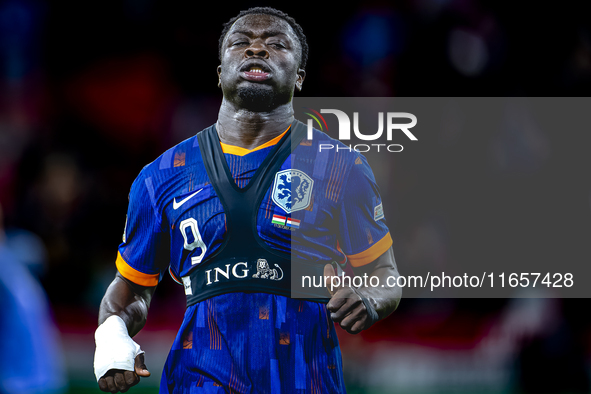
(203, 259, 284, 286)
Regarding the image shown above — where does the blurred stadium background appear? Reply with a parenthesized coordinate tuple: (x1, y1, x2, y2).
(1, 0, 591, 393)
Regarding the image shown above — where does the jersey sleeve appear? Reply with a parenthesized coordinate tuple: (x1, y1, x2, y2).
(117, 169, 169, 286)
(338, 154, 392, 268)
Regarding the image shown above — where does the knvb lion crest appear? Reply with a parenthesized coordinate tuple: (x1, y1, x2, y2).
(252, 259, 283, 281)
(272, 169, 314, 213)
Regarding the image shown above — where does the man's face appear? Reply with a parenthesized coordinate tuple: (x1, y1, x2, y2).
(218, 14, 306, 111)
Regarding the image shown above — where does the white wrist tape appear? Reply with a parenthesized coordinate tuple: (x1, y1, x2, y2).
(94, 315, 144, 381)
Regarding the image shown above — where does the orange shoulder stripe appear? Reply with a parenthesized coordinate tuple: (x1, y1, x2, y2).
(347, 232, 393, 267)
(116, 252, 159, 287)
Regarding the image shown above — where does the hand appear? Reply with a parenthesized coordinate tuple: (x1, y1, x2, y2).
(324, 264, 375, 334)
(98, 353, 150, 393)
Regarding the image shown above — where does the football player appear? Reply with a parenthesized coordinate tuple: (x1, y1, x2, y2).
(94, 7, 401, 393)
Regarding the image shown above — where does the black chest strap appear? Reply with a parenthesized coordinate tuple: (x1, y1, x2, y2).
(184, 120, 331, 306)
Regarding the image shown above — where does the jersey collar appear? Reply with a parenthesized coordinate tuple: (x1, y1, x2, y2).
(220, 126, 291, 156)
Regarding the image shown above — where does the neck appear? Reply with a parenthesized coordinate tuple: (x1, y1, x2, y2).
(216, 98, 294, 150)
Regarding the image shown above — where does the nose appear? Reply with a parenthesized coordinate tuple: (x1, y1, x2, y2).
(245, 41, 269, 59)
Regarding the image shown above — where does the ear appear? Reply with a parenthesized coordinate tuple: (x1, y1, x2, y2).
(217, 65, 222, 87)
(295, 68, 306, 92)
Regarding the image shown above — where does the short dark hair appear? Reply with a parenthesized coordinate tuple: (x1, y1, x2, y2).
(218, 7, 309, 70)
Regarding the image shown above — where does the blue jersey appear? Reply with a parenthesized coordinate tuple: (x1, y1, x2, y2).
(116, 125, 392, 393)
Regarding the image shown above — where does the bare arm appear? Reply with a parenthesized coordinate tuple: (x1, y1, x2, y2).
(98, 272, 156, 336)
(95, 272, 157, 393)
(355, 246, 401, 320)
(326, 246, 401, 334)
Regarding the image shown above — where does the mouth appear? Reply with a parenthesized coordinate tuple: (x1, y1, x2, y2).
(240, 62, 271, 82)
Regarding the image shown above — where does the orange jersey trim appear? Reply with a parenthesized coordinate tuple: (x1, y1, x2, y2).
(116, 252, 159, 287)
(347, 232, 393, 267)
(169, 266, 182, 285)
(220, 126, 290, 156)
